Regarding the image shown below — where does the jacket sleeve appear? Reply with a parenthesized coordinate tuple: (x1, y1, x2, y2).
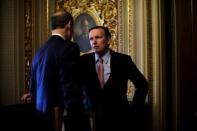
(127, 56, 149, 108)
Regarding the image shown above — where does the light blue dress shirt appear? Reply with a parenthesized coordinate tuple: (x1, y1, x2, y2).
(95, 50, 111, 84)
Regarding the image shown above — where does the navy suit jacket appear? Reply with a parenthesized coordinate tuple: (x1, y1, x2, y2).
(80, 50, 148, 115)
(29, 35, 81, 114)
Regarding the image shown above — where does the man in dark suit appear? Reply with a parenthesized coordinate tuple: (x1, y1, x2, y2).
(80, 26, 149, 131)
(21, 10, 90, 131)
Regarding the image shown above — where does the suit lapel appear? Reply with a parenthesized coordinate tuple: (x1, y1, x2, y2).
(89, 53, 97, 74)
(104, 50, 116, 87)
(109, 50, 116, 78)
(89, 53, 101, 87)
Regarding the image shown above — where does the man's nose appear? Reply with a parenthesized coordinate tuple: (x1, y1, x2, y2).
(91, 39, 97, 45)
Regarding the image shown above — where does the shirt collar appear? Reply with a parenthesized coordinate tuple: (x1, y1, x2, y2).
(95, 49, 110, 64)
(52, 33, 65, 40)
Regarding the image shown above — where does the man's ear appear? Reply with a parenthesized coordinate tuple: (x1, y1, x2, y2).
(64, 21, 71, 28)
(68, 20, 73, 27)
(107, 37, 112, 45)
(68, 21, 71, 25)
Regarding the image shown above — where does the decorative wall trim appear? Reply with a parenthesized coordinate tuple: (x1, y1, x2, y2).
(150, 0, 166, 131)
(117, 0, 124, 53)
(127, 0, 135, 59)
(24, 0, 32, 91)
(56, 0, 119, 52)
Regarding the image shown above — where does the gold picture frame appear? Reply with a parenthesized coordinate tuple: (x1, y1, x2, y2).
(56, 0, 119, 52)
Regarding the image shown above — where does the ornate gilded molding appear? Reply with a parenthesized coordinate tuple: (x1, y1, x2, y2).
(117, 0, 123, 53)
(115, 0, 135, 100)
(56, 0, 118, 52)
(146, 0, 153, 106)
(24, 0, 32, 91)
(127, 0, 135, 60)
(117, 0, 135, 58)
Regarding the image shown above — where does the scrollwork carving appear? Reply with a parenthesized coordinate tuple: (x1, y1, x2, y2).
(24, 0, 32, 91)
(56, 0, 118, 51)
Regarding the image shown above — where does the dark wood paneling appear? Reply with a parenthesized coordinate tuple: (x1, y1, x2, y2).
(174, 0, 197, 130)
(164, 0, 173, 130)
(164, 0, 197, 131)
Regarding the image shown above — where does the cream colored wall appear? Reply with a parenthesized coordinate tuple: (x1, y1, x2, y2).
(134, 0, 167, 131)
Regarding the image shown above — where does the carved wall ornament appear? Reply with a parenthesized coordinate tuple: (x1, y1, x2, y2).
(56, 0, 118, 52)
(24, 0, 33, 91)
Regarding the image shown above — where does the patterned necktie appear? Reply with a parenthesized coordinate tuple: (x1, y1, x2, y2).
(98, 58, 104, 88)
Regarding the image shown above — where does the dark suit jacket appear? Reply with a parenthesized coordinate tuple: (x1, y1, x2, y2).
(29, 35, 90, 131)
(30, 35, 81, 115)
(80, 50, 149, 131)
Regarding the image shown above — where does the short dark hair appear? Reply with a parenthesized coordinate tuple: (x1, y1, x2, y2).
(89, 26, 111, 38)
(51, 10, 73, 30)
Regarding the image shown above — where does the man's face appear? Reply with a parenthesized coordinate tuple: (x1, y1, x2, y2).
(81, 20, 89, 34)
(64, 21, 73, 40)
(89, 28, 110, 56)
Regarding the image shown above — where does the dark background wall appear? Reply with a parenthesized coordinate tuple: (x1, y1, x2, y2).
(177, 0, 197, 130)
(164, 0, 197, 131)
